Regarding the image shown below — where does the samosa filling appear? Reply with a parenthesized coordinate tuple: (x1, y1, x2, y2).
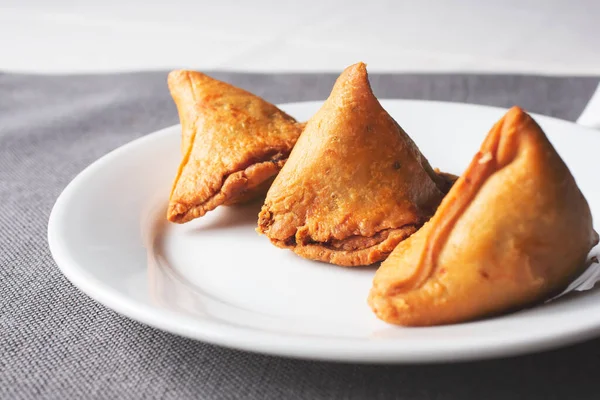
(281, 226, 417, 252)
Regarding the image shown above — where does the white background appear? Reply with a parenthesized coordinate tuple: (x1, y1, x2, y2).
(1, 0, 600, 74)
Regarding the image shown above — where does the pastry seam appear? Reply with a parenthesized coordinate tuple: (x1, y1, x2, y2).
(169, 154, 288, 223)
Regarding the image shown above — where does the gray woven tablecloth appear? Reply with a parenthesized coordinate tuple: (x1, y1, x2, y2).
(1, 71, 600, 400)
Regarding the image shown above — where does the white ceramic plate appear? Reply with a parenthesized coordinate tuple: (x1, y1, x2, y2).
(48, 100, 600, 363)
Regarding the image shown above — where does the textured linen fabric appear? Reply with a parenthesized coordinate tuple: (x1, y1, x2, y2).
(1, 72, 599, 400)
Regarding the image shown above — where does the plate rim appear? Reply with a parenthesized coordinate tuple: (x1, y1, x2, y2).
(48, 99, 600, 364)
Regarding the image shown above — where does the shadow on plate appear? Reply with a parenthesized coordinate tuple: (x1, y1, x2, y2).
(187, 199, 265, 233)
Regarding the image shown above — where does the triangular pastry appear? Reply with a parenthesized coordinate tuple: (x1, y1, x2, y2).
(257, 62, 451, 266)
(369, 106, 599, 326)
(167, 70, 304, 223)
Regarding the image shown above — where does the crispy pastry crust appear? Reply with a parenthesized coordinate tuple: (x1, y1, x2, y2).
(369, 106, 599, 326)
(167, 70, 304, 223)
(257, 62, 450, 266)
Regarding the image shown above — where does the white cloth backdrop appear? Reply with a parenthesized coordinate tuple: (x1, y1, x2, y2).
(2, 0, 600, 75)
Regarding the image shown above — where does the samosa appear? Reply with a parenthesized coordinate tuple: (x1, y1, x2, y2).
(369, 106, 598, 326)
(257, 62, 451, 266)
(167, 70, 304, 223)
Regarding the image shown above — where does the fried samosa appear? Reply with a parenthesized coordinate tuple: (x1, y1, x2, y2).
(167, 70, 304, 223)
(369, 106, 599, 326)
(257, 62, 451, 266)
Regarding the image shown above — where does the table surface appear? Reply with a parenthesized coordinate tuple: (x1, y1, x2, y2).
(2, 0, 600, 74)
(2, 70, 600, 400)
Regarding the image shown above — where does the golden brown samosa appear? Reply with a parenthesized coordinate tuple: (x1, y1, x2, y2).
(257, 62, 451, 266)
(369, 106, 599, 326)
(167, 70, 304, 223)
